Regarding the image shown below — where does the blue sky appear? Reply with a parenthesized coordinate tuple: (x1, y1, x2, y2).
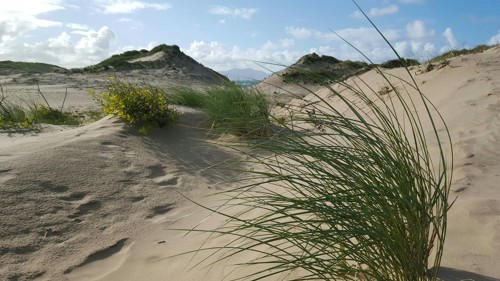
(0, 0, 499, 72)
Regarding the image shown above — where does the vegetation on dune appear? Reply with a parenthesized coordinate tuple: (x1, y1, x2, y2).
(202, 85, 270, 137)
(0, 97, 31, 129)
(281, 53, 370, 85)
(89, 78, 180, 134)
(176, 2, 454, 281)
(0, 85, 101, 130)
(166, 83, 272, 137)
(380, 58, 420, 69)
(168, 84, 271, 137)
(0, 61, 67, 75)
(430, 44, 493, 62)
(168, 87, 208, 108)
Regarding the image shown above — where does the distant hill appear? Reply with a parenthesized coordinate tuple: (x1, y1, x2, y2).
(256, 53, 371, 101)
(0, 61, 66, 75)
(280, 53, 369, 85)
(0, 44, 229, 86)
(219, 68, 269, 81)
(82, 44, 229, 84)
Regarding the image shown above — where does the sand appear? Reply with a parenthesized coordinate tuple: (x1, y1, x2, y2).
(1, 46, 500, 281)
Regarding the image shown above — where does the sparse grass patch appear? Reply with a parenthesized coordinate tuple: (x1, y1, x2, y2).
(1, 85, 96, 130)
(431, 44, 493, 62)
(29, 104, 81, 126)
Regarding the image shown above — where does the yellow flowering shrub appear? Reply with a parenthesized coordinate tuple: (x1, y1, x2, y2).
(89, 78, 180, 133)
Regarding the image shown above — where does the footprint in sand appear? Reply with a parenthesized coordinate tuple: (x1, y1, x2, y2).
(99, 141, 137, 161)
(146, 204, 174, 219)
(147, 164, 165, 178)
(68, 200, 102, 219)
(64, 238, 130, 278)
(154, 175, 179, 187)
(59, 192, 87, 202)
(146, 164, 180, 187)
(0, 168, 16, 184)
(39, 181, 69, 193)
(129, 196, 146, 203)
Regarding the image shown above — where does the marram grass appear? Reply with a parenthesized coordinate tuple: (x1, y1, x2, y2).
(176, 4, 453, 281)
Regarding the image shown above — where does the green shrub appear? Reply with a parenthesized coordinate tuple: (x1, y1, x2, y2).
(203, 85, 270, 137)
(89, 78, 180, 133)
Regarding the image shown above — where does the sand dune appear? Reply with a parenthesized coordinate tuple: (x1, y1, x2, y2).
(1, 46, 500, 280)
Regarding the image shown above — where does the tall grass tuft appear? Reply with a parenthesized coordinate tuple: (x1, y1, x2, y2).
(203, 84, 271, 137)
(169, 86, 208, 108)
(177, 2, 453, 281)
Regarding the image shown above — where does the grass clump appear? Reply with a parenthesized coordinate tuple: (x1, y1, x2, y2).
(89, 78, 180, 133)
(203, 85, 270, 137)
(178, 2, 453, 281)
(168, 87, 207, 108)
(1, 85, 97, 130)
(0, 99, 31, 129)
(29, 104, 80, 126)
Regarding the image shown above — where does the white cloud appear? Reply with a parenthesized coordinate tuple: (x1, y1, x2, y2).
(488, 30, 500, 45)
(0, 0, 63, 43)
(184, 40, 301, 71)
(286, 26, 399, 44)
(0, 26, 116, 68)
(209, 6, 258, 20)
(285, 26, 317, 39)
(370, 5, 399, 17)
(280, 39, 295, 48)
(406, 20, 435, 40)
(48, 32, 71, 48)
(443, 27, 459, 49)
(351, 4, 399, 19)
(399, 0, 423, 3)
(95, 0, 171, 14)
(75, 26, 116, 52)
(116, 18, 144, 30)
(66, 23, 90, 30)
(0, 0, 65, 16)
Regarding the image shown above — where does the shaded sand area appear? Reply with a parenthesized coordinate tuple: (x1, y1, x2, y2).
(0, 108, 245, 280)
(2, 46, 500, 281)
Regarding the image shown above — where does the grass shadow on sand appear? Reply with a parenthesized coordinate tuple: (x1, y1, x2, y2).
(437, 267, 500, 281)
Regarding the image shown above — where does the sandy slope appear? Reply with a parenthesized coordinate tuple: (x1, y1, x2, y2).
(0, 109, 243, 280)
(1, 46, 500, 281)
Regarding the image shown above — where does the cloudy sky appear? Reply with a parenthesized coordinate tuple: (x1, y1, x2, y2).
(1, 0, 499, 72)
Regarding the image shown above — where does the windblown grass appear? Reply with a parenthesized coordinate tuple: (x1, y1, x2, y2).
(0, 97, 31, 129)
(202, 84, 271, 137)
(169, 87, 207, 108)
(176, 2, 453, 281)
